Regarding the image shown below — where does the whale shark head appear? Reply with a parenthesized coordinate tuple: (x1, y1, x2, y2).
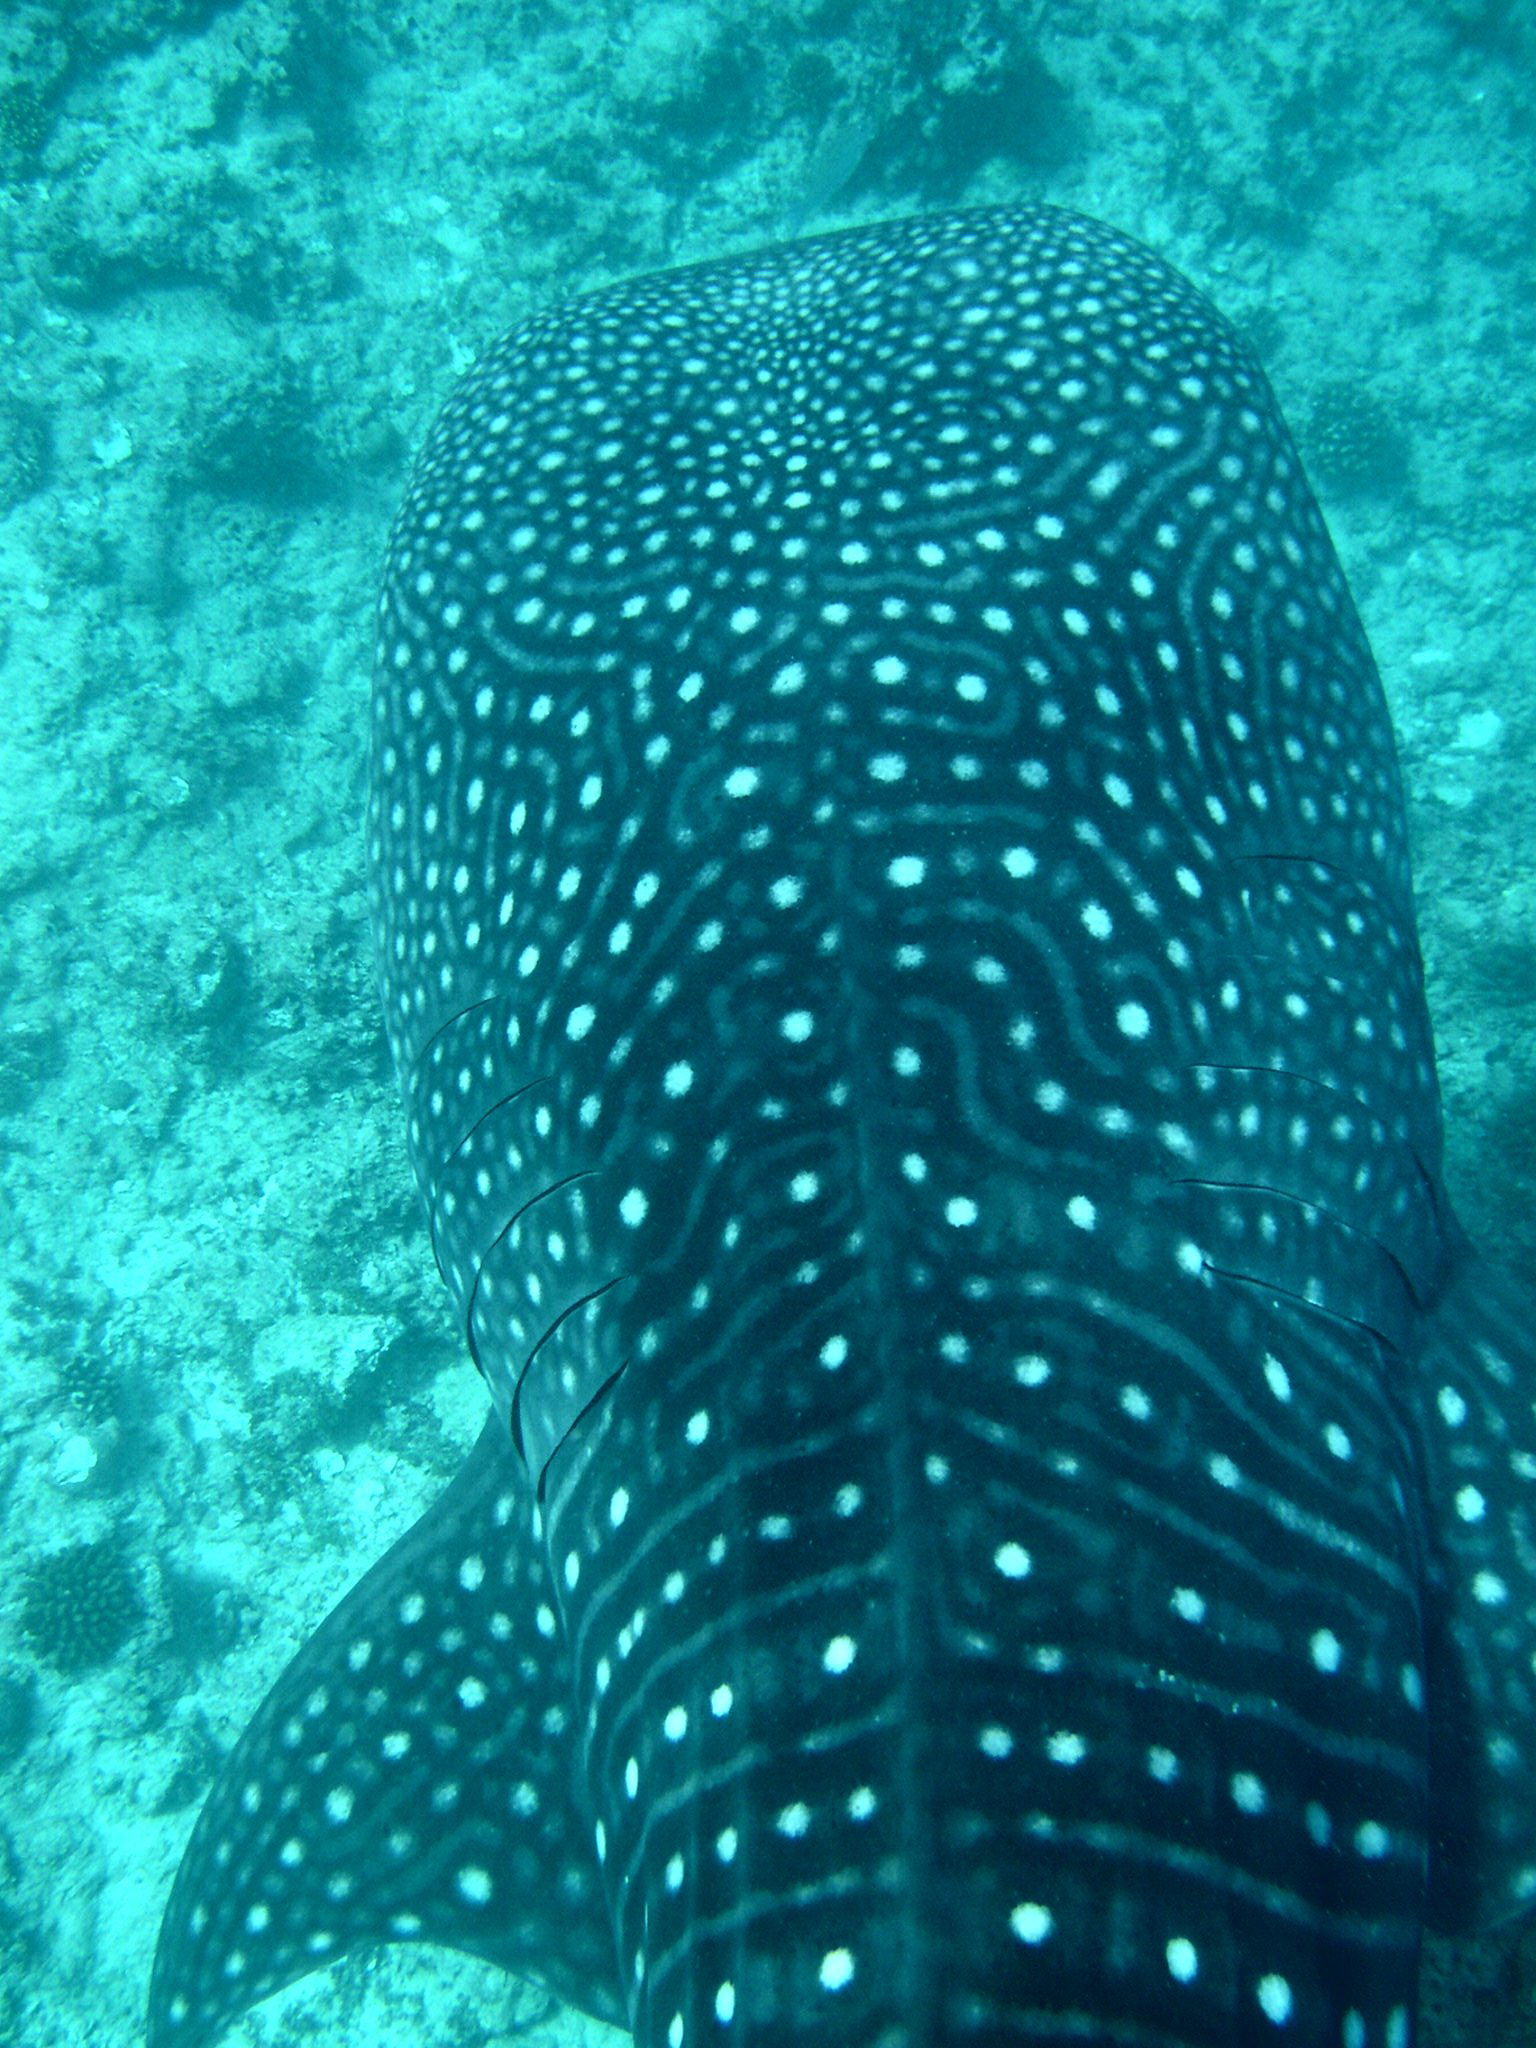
(149, 204, 1536, 2048)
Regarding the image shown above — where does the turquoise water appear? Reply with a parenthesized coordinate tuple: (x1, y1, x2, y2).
(0, 1, 1531, 2043)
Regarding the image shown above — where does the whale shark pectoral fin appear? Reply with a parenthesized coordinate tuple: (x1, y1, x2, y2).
(147, 1417, 622, 2048)
(1413, 1252, 1536, 1932)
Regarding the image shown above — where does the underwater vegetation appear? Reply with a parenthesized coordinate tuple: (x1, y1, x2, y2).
(0, 84, 50, 176)
(57, 1343, 129, 1432)
(20, 1535, 145, 1673)
(1304, 378, 1412, 495)
(0, 399, 53, 518)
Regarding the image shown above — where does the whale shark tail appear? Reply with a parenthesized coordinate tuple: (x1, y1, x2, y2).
(145, 1417, 622, 2048)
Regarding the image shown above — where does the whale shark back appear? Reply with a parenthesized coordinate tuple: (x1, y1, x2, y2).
(149, 205, 1536, 2048)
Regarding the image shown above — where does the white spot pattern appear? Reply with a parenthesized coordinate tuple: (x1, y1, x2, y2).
(333, 202, 1515, 2048)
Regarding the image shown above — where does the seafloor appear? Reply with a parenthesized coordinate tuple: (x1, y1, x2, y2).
(0, 1, 1531, 2044)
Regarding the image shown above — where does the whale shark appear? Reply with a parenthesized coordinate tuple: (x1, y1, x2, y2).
(148, 204, 1536, 2047)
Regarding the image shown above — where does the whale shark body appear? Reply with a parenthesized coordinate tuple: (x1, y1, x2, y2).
(149, 205, 1536, 2047)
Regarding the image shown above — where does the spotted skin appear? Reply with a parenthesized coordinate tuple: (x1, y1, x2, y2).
(149, 206, 1536, 2048)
